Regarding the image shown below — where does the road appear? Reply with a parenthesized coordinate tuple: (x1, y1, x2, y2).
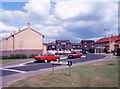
(1, 54, 106, 87)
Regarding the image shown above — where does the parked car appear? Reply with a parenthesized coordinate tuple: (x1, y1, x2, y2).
(114, 48, 120, 56)
(67, 51, 82, 59)
(82, 50, 89, 54)
(34, 53, 60, 62)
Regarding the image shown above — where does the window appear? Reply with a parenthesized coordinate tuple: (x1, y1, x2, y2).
(61, 42, 66, 45)
(73, 46, 76, 48)
(52, 46, 55, 48)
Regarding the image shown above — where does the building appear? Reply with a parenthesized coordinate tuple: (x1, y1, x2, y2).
(1, 23, 44, 56)
(81, 40, 95, 53)
(70, 42, 82, 51)
(45, 40, 72, 51)
(45, 40, 93, 52)
(95, 35, 120, 53)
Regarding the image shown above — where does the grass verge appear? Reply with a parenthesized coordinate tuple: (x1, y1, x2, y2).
(9, 59, 118, 87)
(1, 58, 31, 64)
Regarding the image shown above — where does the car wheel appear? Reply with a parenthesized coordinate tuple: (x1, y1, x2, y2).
(45, 59, 48, 63)
(56, 58, 60, 62)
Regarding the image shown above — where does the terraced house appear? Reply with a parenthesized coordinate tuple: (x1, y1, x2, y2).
(0, 23, 45, 56)
(44, 40, 94, 53)
(95, 35, 120, 53)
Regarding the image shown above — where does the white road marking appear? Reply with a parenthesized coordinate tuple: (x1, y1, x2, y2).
(81, 55, 86, 58)
(1, 60, 34, 69)
(2, 69, 26, 73)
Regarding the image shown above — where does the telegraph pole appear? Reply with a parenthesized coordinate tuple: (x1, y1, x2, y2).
(104, 29, 112, 59)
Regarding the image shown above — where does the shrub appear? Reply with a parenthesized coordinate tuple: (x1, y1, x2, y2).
(9, 54, 27, 59)
(2, 55, 9, 59)
(29, 53, 38, 58)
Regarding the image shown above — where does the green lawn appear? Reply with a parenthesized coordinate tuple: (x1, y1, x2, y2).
(1, 59, 28, 64)
(9, 59, 118, 87)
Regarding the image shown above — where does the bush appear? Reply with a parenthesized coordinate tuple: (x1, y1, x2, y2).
(2, 55, 9, 59)
(29, 53, 38, 58)
(9, 54, 27, 59)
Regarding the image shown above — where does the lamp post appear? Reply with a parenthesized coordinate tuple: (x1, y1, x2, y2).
(104, 29, 112, 59)
(12, 35, 14, 53)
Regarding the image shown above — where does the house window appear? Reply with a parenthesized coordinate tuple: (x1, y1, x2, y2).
(61, 42, 66, 45)
(52, 46, 55, 48)
(73, 46, 76, 48)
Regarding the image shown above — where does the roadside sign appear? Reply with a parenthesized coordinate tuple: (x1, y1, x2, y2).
(51, 61, 68, 65)
(51, 61, 72, 75)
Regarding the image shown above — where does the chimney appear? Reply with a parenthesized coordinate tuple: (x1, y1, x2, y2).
(27, 22, 31, 28)
(13, 31, 15, 34)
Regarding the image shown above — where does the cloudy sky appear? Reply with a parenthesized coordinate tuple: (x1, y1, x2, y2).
(0, 0, 119, 42)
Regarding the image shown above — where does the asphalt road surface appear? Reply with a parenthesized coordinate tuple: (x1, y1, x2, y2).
(1, 54, 106, 87)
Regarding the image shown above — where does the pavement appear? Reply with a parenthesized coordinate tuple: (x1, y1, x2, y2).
(1, 53, 117, 87)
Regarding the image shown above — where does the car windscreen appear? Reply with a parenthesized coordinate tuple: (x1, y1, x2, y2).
(72, 52, 80, 54)
(72, 52, 77, 54)
(46, 54, 54, 56)
(39, 54, 44, 56)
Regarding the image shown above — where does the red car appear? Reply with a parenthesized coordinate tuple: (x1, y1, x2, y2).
(68, 51, 82, 59)
(34, 53, 60, 62)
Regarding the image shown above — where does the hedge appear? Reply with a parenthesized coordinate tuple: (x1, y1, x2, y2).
(1, 53, 38, 60)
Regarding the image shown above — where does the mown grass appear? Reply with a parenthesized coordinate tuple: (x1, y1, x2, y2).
(1, 58, 30, 64)
(9, 59, 118, 87)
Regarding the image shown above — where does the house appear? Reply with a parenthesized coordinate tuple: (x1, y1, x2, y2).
(45, 40, 72, 51)
(95, 35, 120, 53)
(1, 23, 44, 56)
(70, 42, 82, 51)
(45, 40, 94, 53)
(81, 40, 95, 53)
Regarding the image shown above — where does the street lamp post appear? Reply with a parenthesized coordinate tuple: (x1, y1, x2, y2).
(104, 29, 112, 59)
(12, 35, 14, 53)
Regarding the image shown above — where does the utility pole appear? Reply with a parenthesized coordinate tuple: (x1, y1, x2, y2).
(104, 29, 112, 59)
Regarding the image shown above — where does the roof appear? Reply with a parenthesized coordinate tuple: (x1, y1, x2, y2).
(56, 40, 70, 44)
(95, 35, 120, 44)
(2, 27, 44, 41)
(81, 40, 95, 42)
(82, 40, 94, 42)
(71, 42, 82, 45)
(44, 43, 57, 46)
(114, 41, 120, 46)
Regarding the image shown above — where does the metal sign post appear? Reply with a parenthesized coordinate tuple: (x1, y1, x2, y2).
(52, 64, 54, 74)
(67, 61, 72, 76)
(51, 61, 72, 75)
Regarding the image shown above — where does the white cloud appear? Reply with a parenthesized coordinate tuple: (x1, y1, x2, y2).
(33, 24, 65, 37)
(23, 0, 51, 21)
(0, 22, 19, 40)
(55, 0, 93, 21)
(1, 9, 28, 24)
(0, 22, 18, 33)
(1, 0, 118, 42)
